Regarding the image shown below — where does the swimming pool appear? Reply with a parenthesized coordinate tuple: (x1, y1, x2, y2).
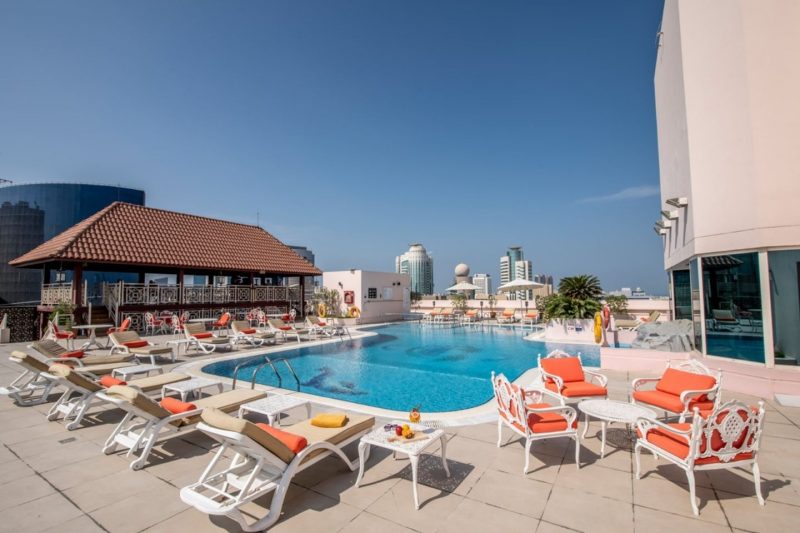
(202, 323, 599, 412)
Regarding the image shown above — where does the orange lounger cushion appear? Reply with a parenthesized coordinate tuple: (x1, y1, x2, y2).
(160, 397, 198, 414)
(192, 332, 213, 339)
(540, 357, 585, 383)
(123, 340, 149, 348)
(61, 350, 85, 359)
(546, 381, 607, 397)
(99, 375, 127, 388)
(633, 390, 715, 414)
(255, 422, 308, 453)
(240, 328, 257, 335)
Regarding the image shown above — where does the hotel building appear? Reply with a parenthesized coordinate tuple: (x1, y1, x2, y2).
(395, 243, 434, 295)
(654, 0, 800, 367)
(500, 246, 534, 300)
(472, 273, 492, 297)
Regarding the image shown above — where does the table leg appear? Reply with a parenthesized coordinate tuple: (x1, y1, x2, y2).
(181, 390, 188, 402)
(217, 383, 224, 395)
(582, 413, 590, 438)
(600, 421, 607, 459)
(439, 435, 450, 477)
(355, 442, 369, 487)
(268, 413, 276, 426)
(409, 454, 420, 510)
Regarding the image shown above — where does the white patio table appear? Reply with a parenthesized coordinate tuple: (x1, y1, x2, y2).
(578, 399, 657, 458)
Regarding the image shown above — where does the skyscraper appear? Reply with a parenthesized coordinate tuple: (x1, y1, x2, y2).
(499, 246, 533, 300)
(396, 243, 434, 295)
(472, 273, 492, 297)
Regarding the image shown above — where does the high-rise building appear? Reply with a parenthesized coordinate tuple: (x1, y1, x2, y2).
(396, 243, 434, 295)
(499, 246, 533, 300)
(472, 273, 492, 297)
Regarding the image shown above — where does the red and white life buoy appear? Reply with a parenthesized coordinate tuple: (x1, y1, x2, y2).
(602, 305, 611, 329)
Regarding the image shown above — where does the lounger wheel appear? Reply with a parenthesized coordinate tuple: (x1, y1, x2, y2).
(130, 459, 145, 471)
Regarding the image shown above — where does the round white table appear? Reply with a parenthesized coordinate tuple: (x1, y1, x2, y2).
(578, 399, 657, 458)
(71, 324, 114, 350)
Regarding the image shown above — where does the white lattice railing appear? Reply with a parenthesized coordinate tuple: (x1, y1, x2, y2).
(41, 283, 77, 306)
(103, 282, 299, 307)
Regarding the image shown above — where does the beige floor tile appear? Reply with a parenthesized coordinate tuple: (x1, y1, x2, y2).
(41, 453, 131, 491)
(0, 474, 56, 512)
(706, 468, 800, 507)
(307, 462, 400, 510)
(366, 479, 465, 532)
(11, 437, 104, 473)
(464, 469, 551, 518)
(554, 460, 633, 502)
(268, 486, 362, 533)
(0, 457, 34, 485)
(339, 511, 416, 533)
(0, 418, 71, 445)
(490, 439, 564, 484)
(633, 475, 728, 525)
(633, 506, 730, 533)
(762, 423, 800, 440)
(452, 422, 503, 445)
(65, 468, 168, 512)
(542, 485, 634, 533)
(0, 492, 82, 532)
(443, 434, 504, 468)
(0, 444, 15, 464)
(718, 490, 799, 532)
(536, 520, 579, 532)
(41, 514, 106, 533)
(437, 497, 540, 532)
(143, 507, 237, 532)
(89, 482, 190, 533)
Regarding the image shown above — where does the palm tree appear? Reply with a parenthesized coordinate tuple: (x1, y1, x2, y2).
(558, 275, 603, 301)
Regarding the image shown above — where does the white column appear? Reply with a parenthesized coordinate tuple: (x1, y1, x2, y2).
(758, 251, 775, 368)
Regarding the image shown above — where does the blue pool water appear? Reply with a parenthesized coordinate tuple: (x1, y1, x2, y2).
(202, 323, 599, 412)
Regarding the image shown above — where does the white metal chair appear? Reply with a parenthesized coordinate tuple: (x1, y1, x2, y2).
(492, 371, 581, 473)
(631, 359, 722, 422)
(538, 350, 608, 403)
(635, 400, 766, 515)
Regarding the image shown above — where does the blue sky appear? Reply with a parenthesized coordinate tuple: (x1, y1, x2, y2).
(0, 0, 667, 294)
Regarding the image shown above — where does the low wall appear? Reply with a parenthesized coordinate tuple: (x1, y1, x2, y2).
(0, 306, 39, 343)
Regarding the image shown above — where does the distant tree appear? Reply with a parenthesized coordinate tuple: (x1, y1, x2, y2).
(605, 294, 629, 316)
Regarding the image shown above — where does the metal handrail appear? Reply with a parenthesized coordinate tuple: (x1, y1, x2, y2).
(251, 358, 282, 389)
(231, 356, 262, 389)
(273, 358, 300, 390)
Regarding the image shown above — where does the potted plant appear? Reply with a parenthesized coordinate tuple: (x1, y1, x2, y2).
(488, 294, 496, 319)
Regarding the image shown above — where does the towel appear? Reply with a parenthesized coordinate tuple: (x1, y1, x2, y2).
(160, 397, 197, 414)
(99, 375, 126, 388)
(311, 413, 348, 428)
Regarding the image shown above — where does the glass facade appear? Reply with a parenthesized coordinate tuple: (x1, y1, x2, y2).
(689, 259, 703, 351)
(0, 183, 145, 304)
(672, 270, 691, 320)
(702, 253, 764, 363)
(768, 249, 800, 364)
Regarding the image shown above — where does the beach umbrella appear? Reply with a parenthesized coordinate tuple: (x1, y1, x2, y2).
(446, 282, 482, 292)
(497, 279, 544, 312)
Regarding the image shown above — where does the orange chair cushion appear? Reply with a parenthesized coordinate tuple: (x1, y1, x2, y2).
(61, 350, 85, 359)
(241, 328, 257, 335)
(160, 397, 198, 414)
(282, 314, 291, 321)
(123, 340, 149, 348)
(55, 332, 75, 339)
(525, 403, 577, 434)
(638, 421, 754, 465)
(255, 422, 308, 453)
(656, 368, 716, 398)
(633, 390, 715, 414)
(546, 381, 607, 398)
(192, 332, 213, 339)
(279, 326, 292, 331)
(318, 321, 327, 326)
(99, 375, 126, 388)
(540, 357, 585, 383)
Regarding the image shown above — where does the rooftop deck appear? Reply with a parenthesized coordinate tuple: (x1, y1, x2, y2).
(0, 335, 798, 532)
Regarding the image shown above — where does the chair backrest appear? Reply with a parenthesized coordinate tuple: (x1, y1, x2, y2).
(32, 339, 67, 358)
(502, 309, 514, 317)
(110, 331, 141, 345)
(47, 363, 102, 393)
(268, 318, 287, 329)
(712, 309, 735, 320)
(466, 309, 477, 317)
(118, 317, 131, 331)
(11, 351, 50, 373)
(691, 400, 765, 464)
(491, 372, 527, 431)
(104, 385, 172, 419)
(231, 320, 250, 333)
(170, 314, 181, 328)
(656, 360, 722, 400)
(538, 353, 586, 384)
(526, 311, 538, 318)
(184, 322, 207, 337)
(648, 311, 660, 322)
(144, 312, 155, 325)
(218, 312, 231, 326)
(200, 407, 295, 466)
(667, 359, 720, 381)
(429, 308, 441, 316)
(306, 316, 321, 326)
(50, 320, 61, 334)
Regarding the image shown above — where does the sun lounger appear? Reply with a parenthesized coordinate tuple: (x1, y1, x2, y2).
(461, 309, 480, 325)
(180, 407, 374, 531)
(305, 316, 335, 337)
(30, 339, 136, 372)
(267, 319, 308, 342)
(0, 351, 60, 405)
(184, 323, 233, 354)
(99, 385, 266, 470)
(231, 320, 276, 346)
(43, 363, 190, 430)
(109, 331, 176, 363)
(497, 308, 517, 324)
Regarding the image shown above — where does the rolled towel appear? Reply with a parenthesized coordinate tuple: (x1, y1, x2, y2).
(99, 375, 126, 388)
(311, 413, 348, 428)
(160, 397, 197, 414)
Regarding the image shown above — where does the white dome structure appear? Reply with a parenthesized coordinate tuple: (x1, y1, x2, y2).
(454, 263, 470, 277)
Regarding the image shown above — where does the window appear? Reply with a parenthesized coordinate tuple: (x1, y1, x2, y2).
(367, 288, 377, 299)
(672, 270, 691, 320)
(702, 253, 764, 363)
(768, 249, 800, 364)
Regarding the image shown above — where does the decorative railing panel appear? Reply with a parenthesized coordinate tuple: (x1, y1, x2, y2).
(102, 282, 294, 307)
(41, 283, 75, 305)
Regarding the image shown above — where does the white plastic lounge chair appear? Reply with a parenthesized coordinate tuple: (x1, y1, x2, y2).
(492, 371, 581, 473)
(424, 308, 442, 323)
(461, 309, 479, 325)
(521, 310, 539, 329)
(43, 363, 190, 430)
(711, 309, 740, 331)
(184, 323, 233, 354)
(267, 319, 308, 342)
(99, 385, 266, 470)
(0, 351, 60, 405)
(30, 340, 136, 373)
(305, 316, 335, 337)
(230, 320, 276, 347)
(635, 400, 766, 516)
(180, 407, 374, 531)
(109, 331, 176, 363)
(497, 308, 517, 324)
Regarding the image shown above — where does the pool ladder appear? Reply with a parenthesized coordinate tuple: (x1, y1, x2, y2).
(231, 356, 300, 391)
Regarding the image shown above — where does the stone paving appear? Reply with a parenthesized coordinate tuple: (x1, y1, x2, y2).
(0, 336, 799, 532)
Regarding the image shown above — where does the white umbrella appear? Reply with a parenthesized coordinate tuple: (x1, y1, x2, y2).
(497, 279, 544, 313)
(446, 282, 482, 292)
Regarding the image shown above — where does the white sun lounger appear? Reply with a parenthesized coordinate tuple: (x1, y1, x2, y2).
(0, 351, 59, 406)
(180, 407, 374, 531)
(230, 320, 276, 347)
(99, 385, 266, 470)
(184, 323, 233, 354)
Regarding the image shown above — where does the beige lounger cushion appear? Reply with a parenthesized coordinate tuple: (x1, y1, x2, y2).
(109, 331, 142, 344)
(615, 319, 639, 328)
(31, 340, 69, 357)
(105, 385, 173, 419)
(129, 372, 190, 392)
(286, 414, 374, 450)
(11, 352, 50, 373)
(73, 362, 136, 375)
(129, 345, 174, 355)
(201, 407, 297, 464)
(184, 323, 206, 335)
(198, 337, 231, 345)
(81, 354, 135, 365)
(48, 364, 103, 393)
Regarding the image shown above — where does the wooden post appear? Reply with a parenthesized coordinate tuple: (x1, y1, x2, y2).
(178, 268, 185, 306)
(299, 276, 305, 318)
(72, 264, 83, 307)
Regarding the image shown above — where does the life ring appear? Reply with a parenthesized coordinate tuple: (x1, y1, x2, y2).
(349, 306, 361, 318)
(317, 303, 327, 318)
(593, 312, 603, 344)
(602, 305, 611, 329)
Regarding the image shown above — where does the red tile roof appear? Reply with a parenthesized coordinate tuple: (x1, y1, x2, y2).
(10, 202, 321, 275)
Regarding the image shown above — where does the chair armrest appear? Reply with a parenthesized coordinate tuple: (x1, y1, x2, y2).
(584, 369, 608, 387)
(635, 415, 691, 443)
(678, 385, 719, 405)
(539, 369, 564, 392)
(631, 377, 659, 391)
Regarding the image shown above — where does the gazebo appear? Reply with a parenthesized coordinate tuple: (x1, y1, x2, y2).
(9, 202, 321, 331)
